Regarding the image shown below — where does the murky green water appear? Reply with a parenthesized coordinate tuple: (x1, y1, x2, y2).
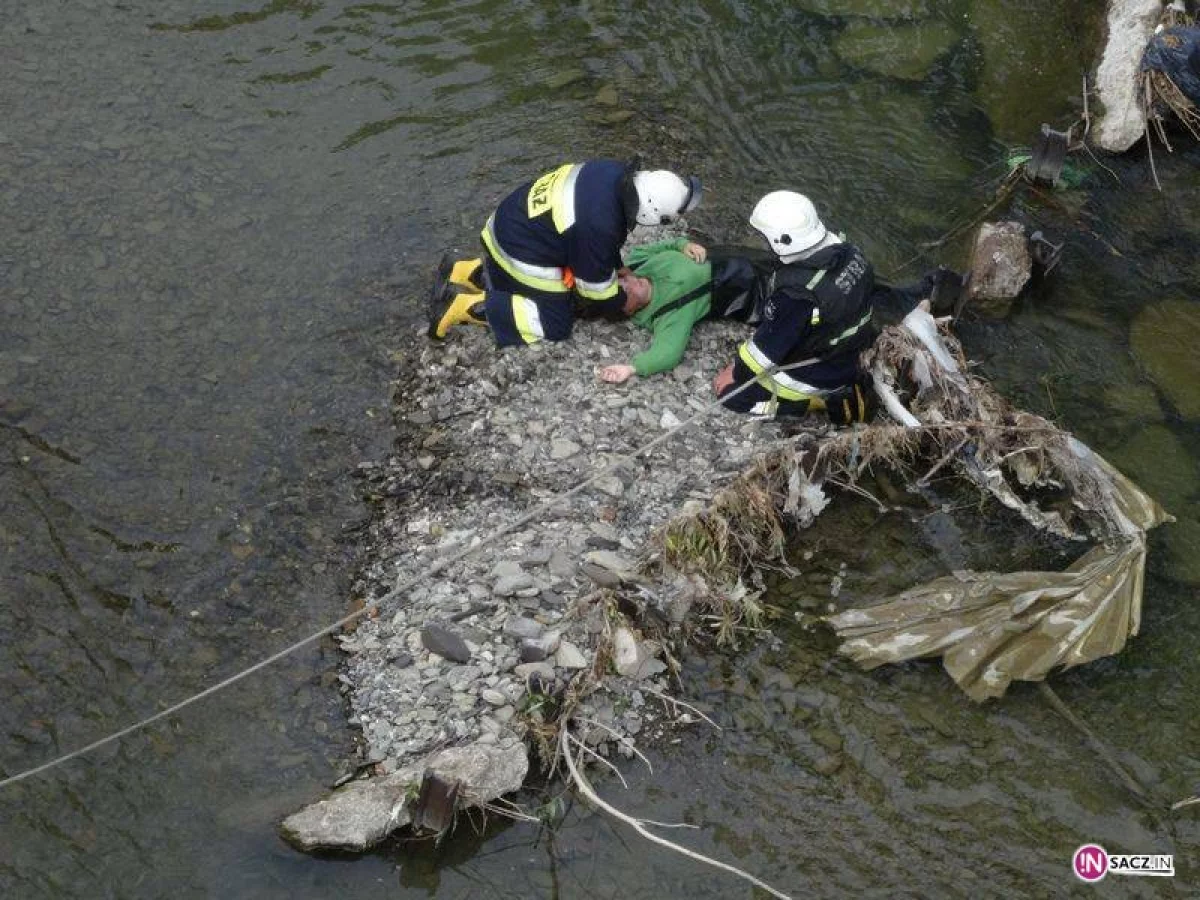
(1, 0, 1196, 896)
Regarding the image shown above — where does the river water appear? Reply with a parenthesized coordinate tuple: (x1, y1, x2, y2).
(1, 0, 1196, 896)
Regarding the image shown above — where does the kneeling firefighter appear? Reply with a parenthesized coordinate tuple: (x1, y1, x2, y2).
(713, 191, 947, 425)
(428, 159, 702, 346)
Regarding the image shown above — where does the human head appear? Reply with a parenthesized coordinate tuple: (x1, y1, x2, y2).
(626, 170, 703, 227)
(617, 267, 652, 308)
(749, 190, 827, 263)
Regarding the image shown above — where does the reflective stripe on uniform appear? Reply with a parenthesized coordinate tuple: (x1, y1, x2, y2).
(481, 214, 570, 294)
(575, 272, 619, 301)
(511, 294, 546, 344)
(826, 310, 872, 347)
(525, 163, 581, 234)
(738, 340, 827, 401)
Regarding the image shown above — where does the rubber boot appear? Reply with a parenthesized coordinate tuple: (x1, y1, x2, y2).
(427, 281, 486, 339)
(449, 257, 484, 290)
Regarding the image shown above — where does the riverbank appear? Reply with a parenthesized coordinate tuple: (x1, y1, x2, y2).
(282, 245, 824, 850)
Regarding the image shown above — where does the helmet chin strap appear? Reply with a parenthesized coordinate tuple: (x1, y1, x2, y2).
(780, 231, 841, 264)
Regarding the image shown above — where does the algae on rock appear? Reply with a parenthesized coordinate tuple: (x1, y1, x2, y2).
(835, 21, 961, 81)
(1130, 299, 1200, 420)
(966, 0, 1099, 141)
(795, 0, 937, 19)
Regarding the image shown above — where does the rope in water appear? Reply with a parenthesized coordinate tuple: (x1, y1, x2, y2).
(0, 359, 816, 791)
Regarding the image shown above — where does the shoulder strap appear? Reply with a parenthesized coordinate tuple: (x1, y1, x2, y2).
(648, 282, 711, 323)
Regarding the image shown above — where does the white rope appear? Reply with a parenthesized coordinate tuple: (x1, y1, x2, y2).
(0, 359, 818, 791)
(560, 726, 793, 899)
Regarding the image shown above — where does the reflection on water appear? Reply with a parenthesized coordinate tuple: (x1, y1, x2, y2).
(1, 0, 1197, 896)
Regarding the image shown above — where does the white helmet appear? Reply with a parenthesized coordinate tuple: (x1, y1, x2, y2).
(749, 190, 827, 262)
(632, 170, 703, 226)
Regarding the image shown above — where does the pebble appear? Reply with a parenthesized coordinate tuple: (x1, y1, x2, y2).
(503, 616, 543, 640)
(550, 439, 580, 460)
(420, 625, 472, 664)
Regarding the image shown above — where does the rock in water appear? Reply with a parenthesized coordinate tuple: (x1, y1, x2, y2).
(967, 221, 1031, 314)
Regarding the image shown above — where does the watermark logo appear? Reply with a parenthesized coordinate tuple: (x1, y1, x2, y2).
(1073, 845, 1108, 882)
(1073, 844, 1175, 882)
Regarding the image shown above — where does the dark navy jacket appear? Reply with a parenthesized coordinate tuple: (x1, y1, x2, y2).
(481, 160, 629, 308)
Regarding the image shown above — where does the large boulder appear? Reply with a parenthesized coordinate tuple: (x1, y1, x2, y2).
(967, 221, 1031, 315)
(280, 739, 529, 853)
(1093, 0, 1165, 152)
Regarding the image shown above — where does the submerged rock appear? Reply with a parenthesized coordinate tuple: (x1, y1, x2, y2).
(1109, 425, 1197, 508)
(966, 0, 1094, 141)
(834, 21, 960, 81)
(1162, 514, 1200, 585)
(796, 0, 935, 18)
(1130, 299, 1200, 420)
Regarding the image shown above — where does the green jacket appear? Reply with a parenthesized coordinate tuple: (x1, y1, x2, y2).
(625, 238, 713, 377)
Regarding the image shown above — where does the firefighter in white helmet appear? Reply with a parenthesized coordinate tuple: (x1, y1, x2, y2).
(713, 190, 946, 425)
(428, 160, 702, 347)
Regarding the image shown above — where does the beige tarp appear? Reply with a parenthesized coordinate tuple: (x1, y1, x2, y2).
(822, 310, 1172, 701)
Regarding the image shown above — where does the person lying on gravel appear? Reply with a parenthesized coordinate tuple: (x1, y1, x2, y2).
(598, 238, 774, 384)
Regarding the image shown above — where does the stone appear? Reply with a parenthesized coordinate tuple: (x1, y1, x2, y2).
(521, 546, 553, 567)
(513, 661, 556, 682)
(813, 755, 844, 777)
(520, 630, 561, 662)
(555, 641, 588, 670)
(660, 408, 682, 429)
(281, 741, 528, 852)
(584, 550, 635, 577)
(481, 689, 507, 707)
(594, 475, 624, 497)
(280, 772, 414, 853)
(519, 640, 548, 663)
(549, 439, 581, 460)
(834, 21, 959, 81)
(967, 0, 1096, 142)
(420, 625, 472, 664)
(493, 573, 534, 596)
(502, 616, 543, 641)
(794, 0, 932, 16)
(548, 550, 575, 579)
(1108, 425, 1198, 507)
(1162, 514, 1200, 585)
(490, 559, 524, 579)
(1130, 300, 1200, 420)
(1094, 0, 1165, 152)
(967, 221, 1030, 313)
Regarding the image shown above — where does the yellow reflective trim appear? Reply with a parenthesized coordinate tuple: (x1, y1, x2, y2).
(526, 163, 578, 233)
(737, 341, 822, 402)
(481, 218, 570, 294)
(806, 269, 826, 289)
(575, 276, 619, 301)
(827, 310, 872, 346)
(511, 295, 545, 344)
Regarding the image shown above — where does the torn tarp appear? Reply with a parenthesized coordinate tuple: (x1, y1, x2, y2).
(822, 311, 1171, 701)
